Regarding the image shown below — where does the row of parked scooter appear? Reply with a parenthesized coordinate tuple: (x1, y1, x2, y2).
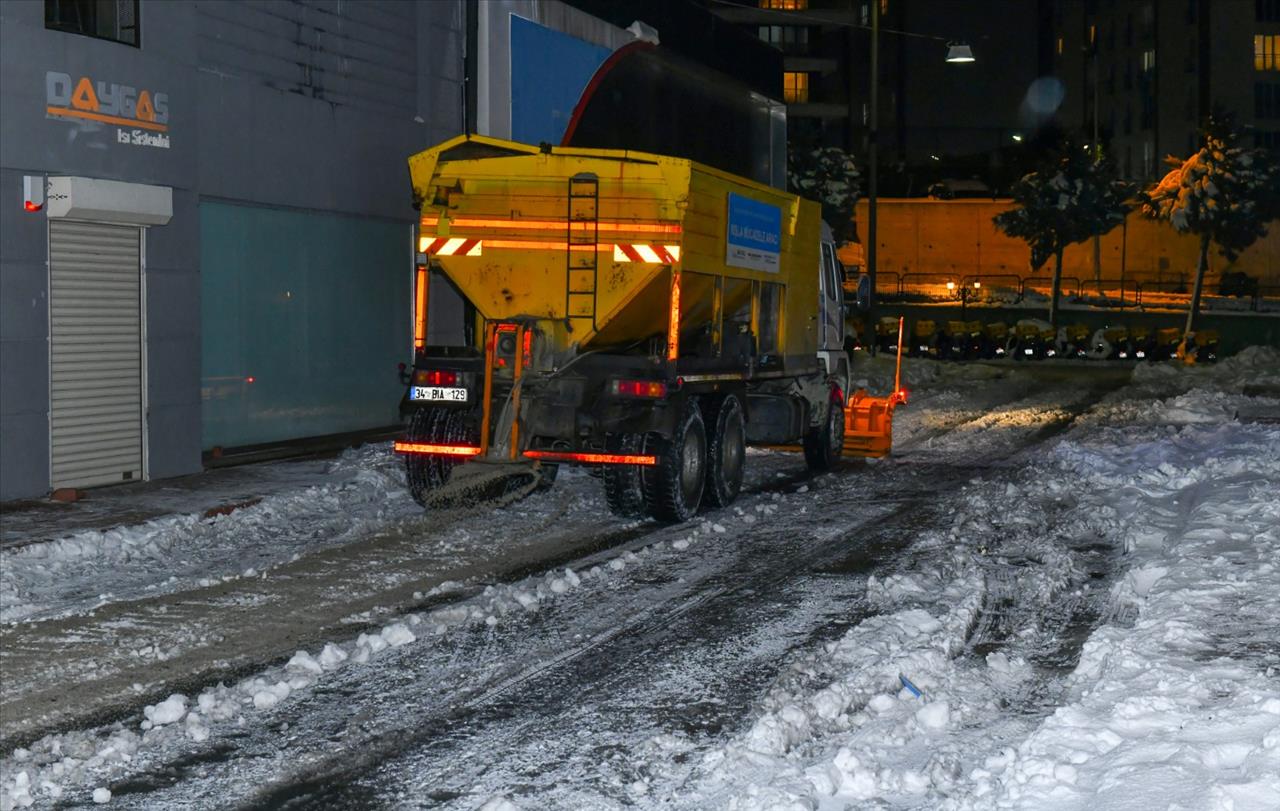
(863, 317, 1220, 362)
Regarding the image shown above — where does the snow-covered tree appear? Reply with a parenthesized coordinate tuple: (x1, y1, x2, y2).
(1139, 118, 1278, 340)
(993, 144, 1132, 327)
(789, 146, 860, 245)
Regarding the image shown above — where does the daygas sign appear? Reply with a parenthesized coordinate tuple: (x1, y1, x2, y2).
(45, 71, 170, 148)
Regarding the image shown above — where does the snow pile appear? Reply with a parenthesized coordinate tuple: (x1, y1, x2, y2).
(0, 443, 419, 623)
(980, 421, 1280, 808)
(662, 359, 1280, 810)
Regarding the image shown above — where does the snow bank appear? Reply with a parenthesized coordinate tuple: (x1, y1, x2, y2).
(664, 355, 1280, 810)
(0, 443, 418, 624)
(978, 421, 1280, 809)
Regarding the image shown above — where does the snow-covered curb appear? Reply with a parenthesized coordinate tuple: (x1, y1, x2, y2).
(0, 445, 418, 624)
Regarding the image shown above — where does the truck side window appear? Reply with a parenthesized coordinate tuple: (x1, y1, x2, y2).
(821, 245, 839, 301)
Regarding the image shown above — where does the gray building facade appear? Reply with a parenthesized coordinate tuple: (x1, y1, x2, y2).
(0, 0, 464, 500)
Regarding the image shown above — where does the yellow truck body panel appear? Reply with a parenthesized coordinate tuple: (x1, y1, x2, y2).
(408, 135, 821, 360)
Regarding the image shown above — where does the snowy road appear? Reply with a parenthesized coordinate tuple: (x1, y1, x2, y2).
(3, 355, 1279, 810)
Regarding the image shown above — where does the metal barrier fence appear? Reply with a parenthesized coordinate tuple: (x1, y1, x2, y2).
(871, 273, 1276, 313)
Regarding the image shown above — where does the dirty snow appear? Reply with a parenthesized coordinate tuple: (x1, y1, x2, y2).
(3, 350, 1279, 809)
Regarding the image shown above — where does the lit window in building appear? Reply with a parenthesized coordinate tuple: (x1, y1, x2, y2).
(1256, 35, 1280, 70)
(783, 72, 810, 103)
(759, 0, 808, 9)
(1142, 49, 1156, 71)
(1056, 36, 1064, 55)
(1089, 25, 1097, 46)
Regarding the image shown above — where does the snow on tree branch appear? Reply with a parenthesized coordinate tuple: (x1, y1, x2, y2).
(1139, 119, 1278, 261)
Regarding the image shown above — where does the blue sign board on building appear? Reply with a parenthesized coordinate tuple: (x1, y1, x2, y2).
(725, 192, 781, 272)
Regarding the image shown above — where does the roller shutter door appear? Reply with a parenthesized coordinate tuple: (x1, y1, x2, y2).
(49, 220, 144, 488)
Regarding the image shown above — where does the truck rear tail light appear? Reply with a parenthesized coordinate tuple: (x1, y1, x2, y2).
(413, 369, 458, 386)
(611, 379, 667, 398)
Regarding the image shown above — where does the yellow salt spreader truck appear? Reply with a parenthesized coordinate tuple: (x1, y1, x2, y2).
(396, 135, 904, 522)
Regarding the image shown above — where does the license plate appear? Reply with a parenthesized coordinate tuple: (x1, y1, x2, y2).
(410, 386, 468, 402)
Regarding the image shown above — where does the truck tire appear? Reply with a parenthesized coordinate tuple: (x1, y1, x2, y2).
(643, 398, 706, 523)
(405, 407, 449, 506)
(703, 394, 745, 509)
(803, 390, 844, 473)
(603, 432, 646, 517)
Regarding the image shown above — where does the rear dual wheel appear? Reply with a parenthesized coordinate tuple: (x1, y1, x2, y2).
(702, 394, 745, 509)
(643, 398, 707, 523)
(603, 432, 648, 518)
(404, 406, 473, 507)
(601, 394, 746, 523)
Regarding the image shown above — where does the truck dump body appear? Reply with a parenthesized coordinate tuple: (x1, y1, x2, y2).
(399, 135, 864, 523)
(408, 135, 821, 374)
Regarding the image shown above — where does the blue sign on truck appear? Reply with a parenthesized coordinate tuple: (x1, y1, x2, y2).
(725, 192, 781, 273)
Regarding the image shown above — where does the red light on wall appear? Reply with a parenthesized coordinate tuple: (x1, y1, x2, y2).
(23, 176, 44, 212)
(245, 376, 256, 384)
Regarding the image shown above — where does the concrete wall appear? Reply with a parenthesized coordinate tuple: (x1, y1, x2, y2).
(855, 198, 1280, 288)
(0, 0, 464, 500)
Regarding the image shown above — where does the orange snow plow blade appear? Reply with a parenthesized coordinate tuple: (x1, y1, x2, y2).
(843, 316, 907, 458)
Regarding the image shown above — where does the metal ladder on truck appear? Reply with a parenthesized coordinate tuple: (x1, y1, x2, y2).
(566, 173, 599, 333)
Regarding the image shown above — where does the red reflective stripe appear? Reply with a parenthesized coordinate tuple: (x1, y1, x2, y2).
(524, 450, 657, 466)
(393, 441, 482, 456)
(457, 238, 478, 256)
(423, 238, 448, 254)
(619, 243, 644, 262)
(654, 245, 676, 264)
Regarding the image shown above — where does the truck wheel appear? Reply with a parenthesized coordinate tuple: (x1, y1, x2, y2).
(703, 394, 745, 509)
(603, 433, 646, 517)
(405, 407, 449, 506)
(643, 399, 706, 523)
(803, 390, 844, 472)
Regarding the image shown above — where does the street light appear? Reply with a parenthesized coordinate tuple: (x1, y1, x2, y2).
(945, 42, 976, 63)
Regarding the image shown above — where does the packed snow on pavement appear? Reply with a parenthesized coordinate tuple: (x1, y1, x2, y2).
(1, 351, 1278, 809)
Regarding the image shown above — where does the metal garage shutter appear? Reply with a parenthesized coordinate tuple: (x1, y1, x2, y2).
(49, 220, 143, 489)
